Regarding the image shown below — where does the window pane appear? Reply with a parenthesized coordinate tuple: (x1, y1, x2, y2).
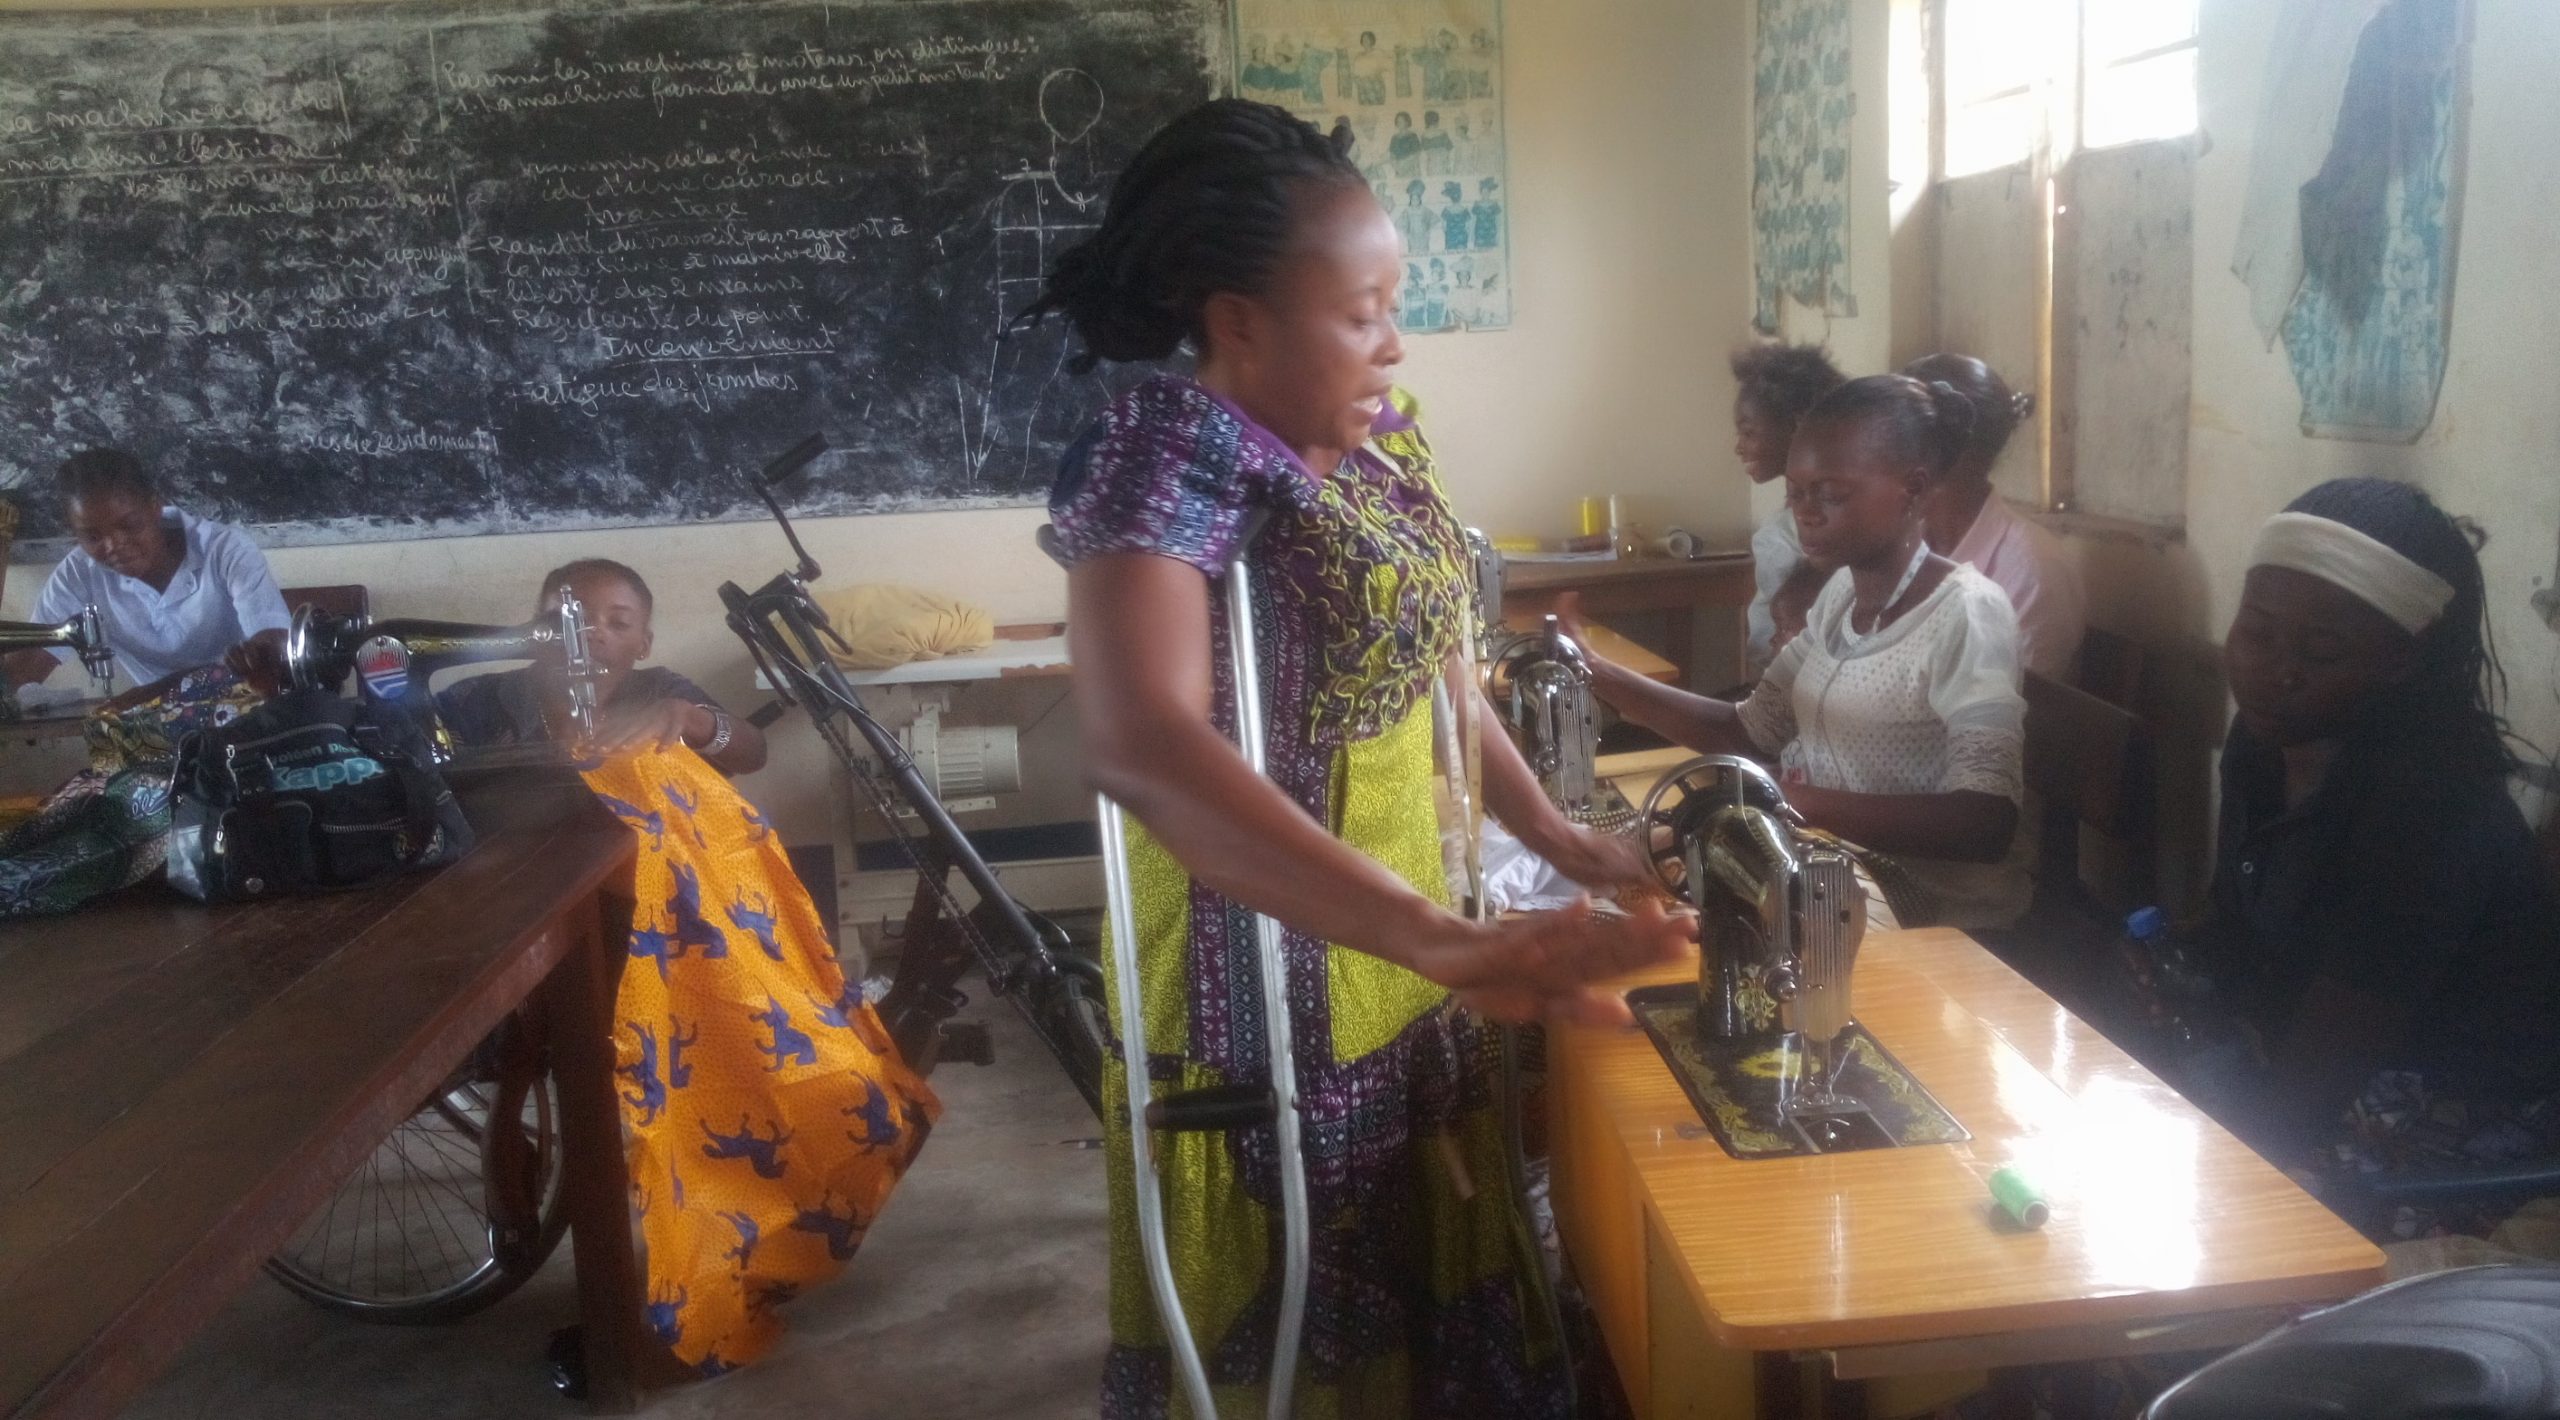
(1947, 90, 2039, 176)
(2085, 0, 2198, 66)
(1944, 0, 2047, 104)
(2084, 48, 2197, 150)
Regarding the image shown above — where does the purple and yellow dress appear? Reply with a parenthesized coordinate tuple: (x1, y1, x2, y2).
(1049, 377, 1567, 1418)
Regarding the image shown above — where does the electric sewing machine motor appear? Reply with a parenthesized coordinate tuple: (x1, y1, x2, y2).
(0, 606, 115, 698)
(282, 596, 602, 762)
(1629, 755, 1965, 1157)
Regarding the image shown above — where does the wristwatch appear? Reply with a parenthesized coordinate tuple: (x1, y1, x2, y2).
(699, 705, 734, 756)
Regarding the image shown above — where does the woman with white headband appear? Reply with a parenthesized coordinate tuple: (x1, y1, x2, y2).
(2144, 479, 2555, 1201)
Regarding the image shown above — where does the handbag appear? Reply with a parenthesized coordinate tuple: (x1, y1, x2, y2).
(167, 688, 474, 902)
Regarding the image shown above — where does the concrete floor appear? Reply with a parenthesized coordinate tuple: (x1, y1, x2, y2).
(123, 993, 1112, 1420)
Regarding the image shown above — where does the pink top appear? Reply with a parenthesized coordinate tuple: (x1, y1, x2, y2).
(1948, 493, 2086, 682)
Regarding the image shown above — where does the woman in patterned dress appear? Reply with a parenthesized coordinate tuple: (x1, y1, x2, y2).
(1019, 100, 1687, 1417)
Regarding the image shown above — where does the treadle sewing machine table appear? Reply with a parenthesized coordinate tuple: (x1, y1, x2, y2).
(1550, 760, 2385, 1419)
(0, 771, 645, 1419)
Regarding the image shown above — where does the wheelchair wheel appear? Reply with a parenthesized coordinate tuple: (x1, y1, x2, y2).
(266, 1013, 570, 1324)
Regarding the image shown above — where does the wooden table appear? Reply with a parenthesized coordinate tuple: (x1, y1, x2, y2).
(1552, 753, 2388, 1420)
(1502, 553, 1755, 689)
(1503, 611, 1678, 685)
(0, 770, 645, 1419)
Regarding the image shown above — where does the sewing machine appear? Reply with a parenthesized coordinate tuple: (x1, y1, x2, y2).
(0, 606, 115, 698)
(283, 596, 602, 763)
(1627, 755, 1962, 1157)
(1491, 613, 1638, 834)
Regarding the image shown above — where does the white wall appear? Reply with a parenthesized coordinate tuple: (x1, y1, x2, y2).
(2069, 0, 2560, 903)
(5, 0, 1762, 901)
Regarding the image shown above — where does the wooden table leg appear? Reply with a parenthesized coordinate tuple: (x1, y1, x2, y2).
(544, 890, 645, 1414)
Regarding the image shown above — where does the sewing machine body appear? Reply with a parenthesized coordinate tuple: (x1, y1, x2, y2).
(284, 596, 600, 761)
(0, 606, 115, 697)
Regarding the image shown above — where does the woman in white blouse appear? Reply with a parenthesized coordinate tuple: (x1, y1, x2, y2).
(1567, 375, 2031, 929)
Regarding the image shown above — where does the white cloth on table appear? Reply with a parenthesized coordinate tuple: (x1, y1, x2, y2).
(1744, 502, 1804, 671)
(28, 506, 290, 690)
(1948, 492, 2087, 682)
(1736, 562, 2031, 929)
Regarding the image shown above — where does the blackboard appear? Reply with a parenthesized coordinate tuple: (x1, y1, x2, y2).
(0, 0, 1217, 552)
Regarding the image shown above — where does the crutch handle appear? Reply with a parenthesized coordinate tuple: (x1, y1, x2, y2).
(1145, 1083, 1277, 1133)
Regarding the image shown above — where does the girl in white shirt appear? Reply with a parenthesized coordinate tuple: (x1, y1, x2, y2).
(1571, 374, 2030, 928)
(1731, 341, 1845, 668)
(4, 449, 290, 694)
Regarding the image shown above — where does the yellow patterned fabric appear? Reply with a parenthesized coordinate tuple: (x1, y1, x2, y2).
(585, 747, 937, 1375)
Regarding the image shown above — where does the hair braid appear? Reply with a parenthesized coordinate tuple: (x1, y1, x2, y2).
(1013, 100, 1366, 371)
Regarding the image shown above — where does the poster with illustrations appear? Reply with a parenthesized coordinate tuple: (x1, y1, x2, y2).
(2279, 0, 2469, 442)
(1233, 0, 1511, 333)
(1751, 0, 1854, 331)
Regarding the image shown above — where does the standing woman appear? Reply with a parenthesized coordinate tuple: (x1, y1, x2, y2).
(1021, 101, 1684, 1416)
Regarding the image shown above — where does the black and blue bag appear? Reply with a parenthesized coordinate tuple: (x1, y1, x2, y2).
(167, 689, 474, 902)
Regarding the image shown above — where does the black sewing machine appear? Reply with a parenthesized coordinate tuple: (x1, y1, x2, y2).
(0, 606, 115, 700)
(282, 596, 602, 764)
(1628, 755, 1967, 1158)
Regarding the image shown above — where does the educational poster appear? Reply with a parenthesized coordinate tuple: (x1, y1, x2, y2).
(1233, 0, 1511, 333)
(2279, 0, 2469, 443)
(1751, 0, 1854, 332)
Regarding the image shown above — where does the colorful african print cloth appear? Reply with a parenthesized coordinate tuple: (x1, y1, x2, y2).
(1050, 377, 1569, 1418)
(0, 665, 261, 918)
(585, 747, 937, 1375)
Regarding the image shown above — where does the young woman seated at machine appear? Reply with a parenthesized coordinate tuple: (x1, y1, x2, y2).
(2130, 480, 2558, 1179)
(435, 558, 767, 775)
(3, 449, 291, 695)
(1565, 375, 2030, 930)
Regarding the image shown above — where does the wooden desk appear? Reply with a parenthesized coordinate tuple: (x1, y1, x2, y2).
(1503, 612, 1678, 685)
(1502, 554, 1755, 688)
(1552, 929, 2385, 1418)
(0, 772, 644, 1419)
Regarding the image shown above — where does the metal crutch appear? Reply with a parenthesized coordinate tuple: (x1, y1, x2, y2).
(1048, 525, 1312, 1419)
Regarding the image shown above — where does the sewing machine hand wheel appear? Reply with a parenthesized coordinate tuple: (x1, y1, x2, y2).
(1640, 754, 1799, 895)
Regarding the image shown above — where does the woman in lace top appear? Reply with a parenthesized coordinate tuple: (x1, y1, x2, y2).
(1570, 375, 2030, 928)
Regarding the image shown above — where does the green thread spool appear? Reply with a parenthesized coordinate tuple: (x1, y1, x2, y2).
(1989, 1165, 2049, 1229)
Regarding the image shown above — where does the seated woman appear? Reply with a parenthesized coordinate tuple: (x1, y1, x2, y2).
(2161, 480, 2557, 1177)
(1732, 341, 1848, 670)
(3, 449, 290, 694)
(1570, 374, 2030, 930)
(443, 559, 921, 1378)
(1901, 353, 2087, 681)
(434, 558, 766, 775)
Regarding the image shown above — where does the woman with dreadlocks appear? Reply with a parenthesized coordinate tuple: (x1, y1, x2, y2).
(1017, 100, 1685, 1416)
(2152, 479, 2558, 1183)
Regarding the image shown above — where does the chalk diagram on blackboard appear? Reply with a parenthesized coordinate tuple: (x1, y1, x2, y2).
(0, 0, 1218, 553)
(970, 68, 1116, 484)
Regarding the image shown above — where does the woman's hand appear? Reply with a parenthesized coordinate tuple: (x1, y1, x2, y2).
(1404, 895, 1691, 1028)
(222, 628, 290, 695)
(1534, 823, 1658, 900)
(591, 696, 698, 755)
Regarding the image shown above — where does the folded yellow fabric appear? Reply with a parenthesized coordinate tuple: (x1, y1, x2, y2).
(813, 583, 995, 670)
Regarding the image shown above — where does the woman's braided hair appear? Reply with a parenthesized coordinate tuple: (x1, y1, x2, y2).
(1900, 352, 2034, 480)
(1799, 373, 1979, 482)
(1013, 100, 1365, 372)
(2282, 477, 2515, 779)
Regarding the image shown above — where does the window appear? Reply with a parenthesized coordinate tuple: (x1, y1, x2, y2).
(2082, 0, 2199, 151)
(1940, 0, 2199, 177)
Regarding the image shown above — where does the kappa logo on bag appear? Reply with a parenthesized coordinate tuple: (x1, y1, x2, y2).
(274, 756, 387, 793)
